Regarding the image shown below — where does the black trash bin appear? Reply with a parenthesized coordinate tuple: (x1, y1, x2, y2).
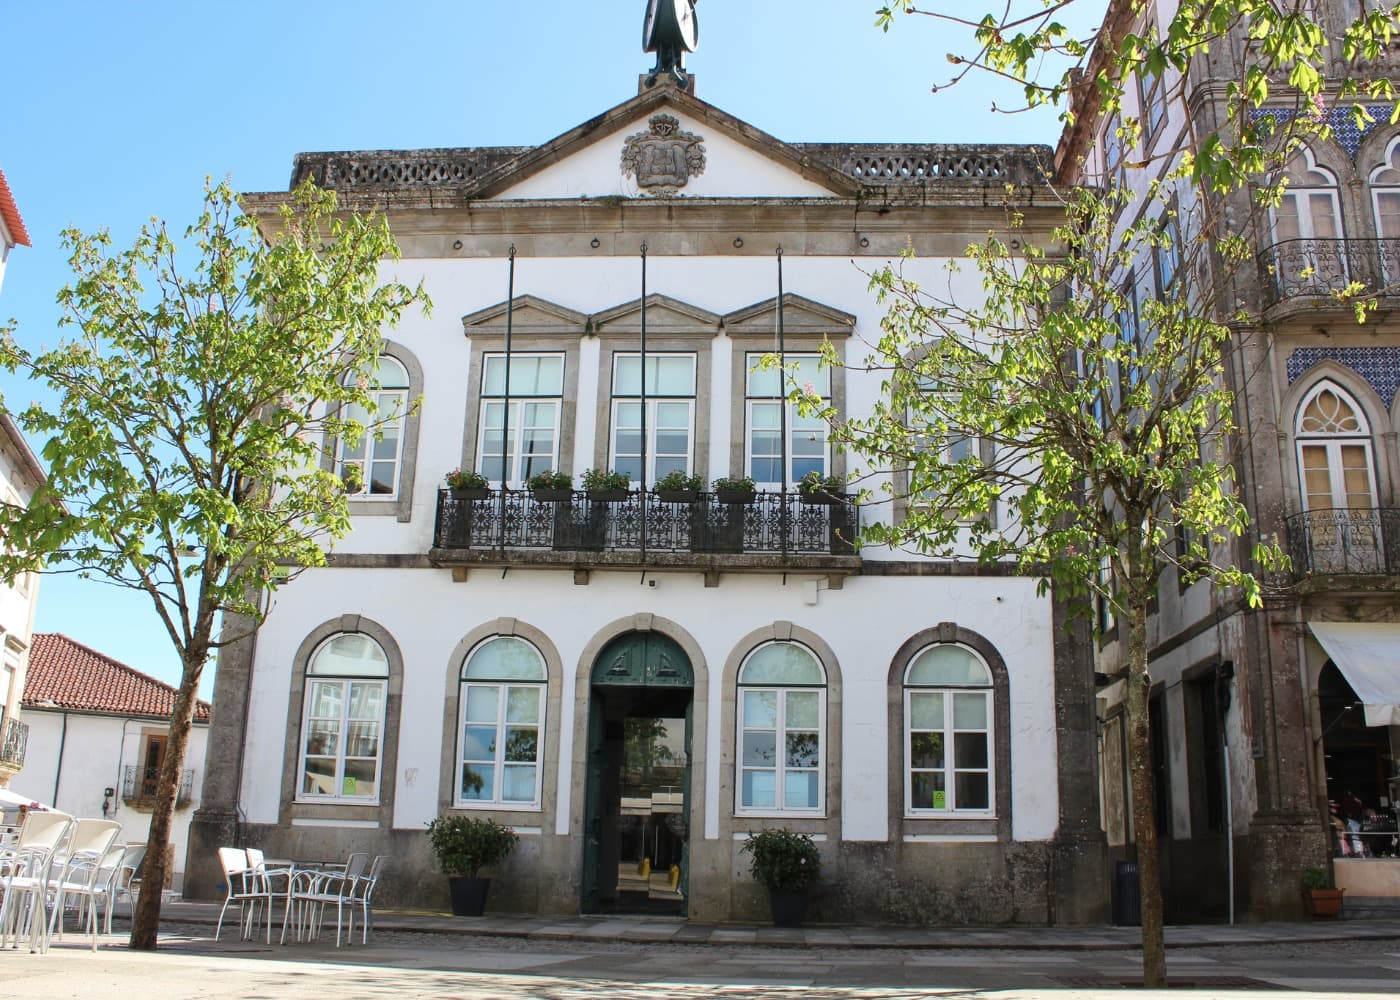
(1112, 859, 1141, 926)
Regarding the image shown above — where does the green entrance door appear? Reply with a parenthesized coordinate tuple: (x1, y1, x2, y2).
(582, 632, 693, 915)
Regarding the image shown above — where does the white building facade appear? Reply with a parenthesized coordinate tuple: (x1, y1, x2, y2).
(186, 77, 1107, 923)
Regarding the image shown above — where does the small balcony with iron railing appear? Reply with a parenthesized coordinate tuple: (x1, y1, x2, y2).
(1257, 237, 1400, 316)
(0, 717, 27, 772)
(121, 764, 195, 810)
(430, 488, 861, 575)
(1285, 507, 1400, 581)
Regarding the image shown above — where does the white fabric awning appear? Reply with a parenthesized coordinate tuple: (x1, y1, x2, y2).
(1311, 621, 1400, 727)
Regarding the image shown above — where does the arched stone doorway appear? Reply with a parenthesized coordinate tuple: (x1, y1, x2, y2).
(582, 631, 693, 915)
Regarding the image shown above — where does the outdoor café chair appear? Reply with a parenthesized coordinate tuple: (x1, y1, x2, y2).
(0, 809, 74, 953)
(215, 846, 279, 943)
(281, 852, 368, 948)
(348, 854, 387, 944)
(99, 842, 146, 935)
(46, 819, 122, 951)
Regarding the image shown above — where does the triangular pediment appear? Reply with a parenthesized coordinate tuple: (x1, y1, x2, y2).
(591, 294, 721, 337)
(461, 295, 588, 337)
(476, 86, 862, 201)
(722, 294, 856, 338)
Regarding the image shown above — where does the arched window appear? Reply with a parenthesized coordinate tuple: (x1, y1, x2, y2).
(337, 356, 409, 498)
(904, 644, 994, 815)
(457, 636, 547, 807)
(1269, 150, 1346, 295)
(1295, 380, 1377, 512)
(1369, 137, 1400, 284)
(299, 633, 389, 801)
(736, 641, 825, 814)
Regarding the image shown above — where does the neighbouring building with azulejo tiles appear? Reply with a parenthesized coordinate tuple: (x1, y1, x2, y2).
(183, 59, 1110, 922)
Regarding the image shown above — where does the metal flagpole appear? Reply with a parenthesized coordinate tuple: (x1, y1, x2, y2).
(640, 243, 649, 560)
(500, 245, 515, 558)
(777, 246, 788, 557)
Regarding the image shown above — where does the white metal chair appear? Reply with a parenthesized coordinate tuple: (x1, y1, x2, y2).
(281, 852, 368, 948)
(348, 854, 386, 944)
(214, 846, 278, 943)
(99, 843, 146, 935)
(0, 810, 74, 953)
(46, 819, 122, 951)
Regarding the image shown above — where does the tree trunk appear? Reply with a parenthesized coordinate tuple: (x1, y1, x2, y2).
(129, 648, 206, 950)
(1123, 578, 1167, 987)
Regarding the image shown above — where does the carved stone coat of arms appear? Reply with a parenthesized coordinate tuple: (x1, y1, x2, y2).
(620, 114, 706, 194)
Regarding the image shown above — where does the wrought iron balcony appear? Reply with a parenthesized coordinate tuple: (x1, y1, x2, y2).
(1285, 507, 1400, 578)
(0, 717, 27, 769)
(121, 764, 195, 808)
(432, 488, 860, 563)
(1257, 237, 1400, 310)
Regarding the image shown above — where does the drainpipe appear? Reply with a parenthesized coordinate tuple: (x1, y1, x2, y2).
(52, 710, 69, 808)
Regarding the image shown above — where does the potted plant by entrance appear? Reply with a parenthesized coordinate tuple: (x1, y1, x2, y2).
(426, 815, 519, 916)
(741, 828, 821, 928)
(582, 467, 631, 502)
(797, 471, 847, 506)
(654, 470, 702, 503)
(528, 469, 574, 503)
(712, 475, 756, 505)
(1302, 865, 1345, 918)
(445, 468, 491, 501)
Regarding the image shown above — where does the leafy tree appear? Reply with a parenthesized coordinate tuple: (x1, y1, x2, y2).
(0, 181, 427, 949)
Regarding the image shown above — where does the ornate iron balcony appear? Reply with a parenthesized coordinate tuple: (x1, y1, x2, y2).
(121, 764, 195, 807)
(1257, 237, 1400, 309)
(0, 717, 27, 769)
(433, 489, 859, 558)
(1285, 507, 1400, 577)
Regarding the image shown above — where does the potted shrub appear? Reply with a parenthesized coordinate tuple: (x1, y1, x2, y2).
(741, 828, 821, 927)
(426, 815, 519, 916)
(527, 469, 574, 503)
(712, 475, 757, 504)
(1302, 865, 1344, 918)
(797, 471, 847, 505)
(654, 470, 702, 503)
(445, 468, 490, 501)
(582, 467, 631, 502)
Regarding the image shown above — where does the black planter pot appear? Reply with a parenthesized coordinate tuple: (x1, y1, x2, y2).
(451, 487, 491, 501)
(586, 488, 629, 503)
(716, 490, 756, 505)
(767, 887, 809, 928)
(531, 488, 574, 504)
(655, 489, 698, 504)
(448, 876, 491, 916)
(799, 490, 847, 506)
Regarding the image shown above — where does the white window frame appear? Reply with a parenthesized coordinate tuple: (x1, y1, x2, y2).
(735, 641, 826, 818)
(903, 646, 995, 818)
(337, 356, 409, 500)
(1295, 380, 1379, 512)
(609, 353, 697, 485)
(455, 637, 547, 811)
(476, 352, 566, 488)
(744, 353, 830, 490)
(296, 636, 389, 804)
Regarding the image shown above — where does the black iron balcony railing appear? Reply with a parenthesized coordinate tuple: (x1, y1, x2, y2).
(1285, 507, 1400, 577)
(121, 764, 194, 807)
(433, 489, 859, 557)
(1257, 237, 1400, 309)
(0, 717, 27, 769)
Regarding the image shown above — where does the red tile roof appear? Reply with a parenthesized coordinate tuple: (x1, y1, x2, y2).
(23, 634, 211, 722)
(0, 168, 30, 248)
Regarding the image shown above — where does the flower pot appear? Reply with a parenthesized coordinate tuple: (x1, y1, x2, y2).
(1304, 887, 1344, 918)
(767, 887, 810, 928)
(587, 488, 629, 503)
(800, 490, 847, 506)
(531, 488, 574, 504)
(451, 487, 491, 501)
(448, 875, 491, 916)
(716, 490, 756, 505)
(655, 489, 698, 504)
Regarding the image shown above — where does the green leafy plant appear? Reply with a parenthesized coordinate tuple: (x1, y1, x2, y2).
(712, 475, 756, 493)
(1301, 866, 1333, 892)
(582, 468, 630, 492)
(741, 828, 821, 892)
(445, 468, 488, 490)
(654, 470, 702, 492)
(425, 815, 518, 878)
(527, 469, 573, 491)
(797, 472, 845, 496)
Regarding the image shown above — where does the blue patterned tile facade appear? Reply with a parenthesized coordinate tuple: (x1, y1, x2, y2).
(1247, 105, 1394, 160)
(1287, 346, 1400, 407)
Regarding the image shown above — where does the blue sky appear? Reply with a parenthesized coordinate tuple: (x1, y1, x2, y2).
(1, 1, 1102, 692)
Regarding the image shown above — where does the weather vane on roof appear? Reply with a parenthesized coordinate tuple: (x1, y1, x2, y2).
(643, 0, 699, 89)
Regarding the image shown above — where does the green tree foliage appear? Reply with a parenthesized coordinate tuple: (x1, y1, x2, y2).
(0, 181, 427, 949)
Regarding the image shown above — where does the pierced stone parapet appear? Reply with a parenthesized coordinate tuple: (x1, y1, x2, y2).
(291, 148, 532, 190)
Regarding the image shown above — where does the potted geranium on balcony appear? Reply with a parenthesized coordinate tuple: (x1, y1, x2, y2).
(426, 815, 518, 917)
(654, 470, 702, 503)
(712, 475, 756, 505)
(582, 468, 631, 503)
(797, 471, 847, 506)
(445, 468, 491, 501)
(527, 469, 574, 503)
(742, 828, 821, 928)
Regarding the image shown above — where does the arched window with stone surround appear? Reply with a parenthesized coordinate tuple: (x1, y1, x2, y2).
(904, 643, 995, 815)
(298, 633, 390, 801)
(456, 636, 548, 808)
(1269, 149, 1347, 296)
(1369, 136, 1400, 285)
(736, 640, 826, 815)
(1295, 380, 1378, 513)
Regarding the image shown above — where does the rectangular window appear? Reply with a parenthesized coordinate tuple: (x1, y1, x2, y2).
(458, 682, 544, 807)
(1137, 67, 1168, 145)
(738, 687, 823, 813)
(1154, 212, 1181, 296)
(477, 353, 565, 487)
(906, 689, 992, 814)
(1102, 113, 1126, 187)
(745, 353, 830, 488)
(610, 354, 697, 484)
(301, 678, 384, 800)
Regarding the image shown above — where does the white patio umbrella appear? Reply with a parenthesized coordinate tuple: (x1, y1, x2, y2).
(0, 787, 48, 810)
